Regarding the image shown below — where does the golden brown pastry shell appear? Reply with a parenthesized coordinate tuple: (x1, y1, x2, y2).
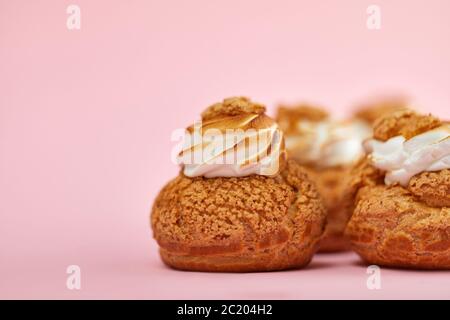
(343, 111, 450, 268)
(346, 184, 450, 269)
(151, 160, 327, 272)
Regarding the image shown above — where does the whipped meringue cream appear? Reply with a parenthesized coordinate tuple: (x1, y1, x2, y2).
(178, 113, 285, 178)
(285, 120, 372, 167)
(365, 124, 450, 186)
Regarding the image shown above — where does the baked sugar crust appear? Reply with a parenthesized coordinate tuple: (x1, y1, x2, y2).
(151, 160, 327, 272)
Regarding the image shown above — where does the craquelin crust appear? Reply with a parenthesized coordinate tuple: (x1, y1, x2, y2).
(201, 97, 265, 121)
(373, 110, 441, 141)
(346, 185, 450, 269)
(345, 111, 450, 269)
(408, 170, 450, 208)
(151, 160, 327, 272)
(341, 157, 385, 217)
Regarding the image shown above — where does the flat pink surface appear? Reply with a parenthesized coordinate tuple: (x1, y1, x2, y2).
(2, 251, 450, 300)
(1, 0, 449, 299)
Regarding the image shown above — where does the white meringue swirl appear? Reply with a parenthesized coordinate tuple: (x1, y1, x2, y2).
(365, 124, 450, 186)
(177, 113, 285, 178)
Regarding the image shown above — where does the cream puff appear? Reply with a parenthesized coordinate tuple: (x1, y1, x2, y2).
(345, 110, 450, 269)
(151, 97, 327, 272)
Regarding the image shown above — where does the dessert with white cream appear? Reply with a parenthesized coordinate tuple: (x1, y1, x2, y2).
(151, 97, 327, 272)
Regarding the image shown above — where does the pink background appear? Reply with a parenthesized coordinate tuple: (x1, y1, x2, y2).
(1, 0, 449, 299)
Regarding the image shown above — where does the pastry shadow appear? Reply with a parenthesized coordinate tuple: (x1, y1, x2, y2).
(158, 258, 335, 274)
(303, 260, 335, 271)
(351, 260, 450, 272)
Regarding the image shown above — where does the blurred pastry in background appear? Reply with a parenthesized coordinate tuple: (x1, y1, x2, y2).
(276, 104, 372, 252)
